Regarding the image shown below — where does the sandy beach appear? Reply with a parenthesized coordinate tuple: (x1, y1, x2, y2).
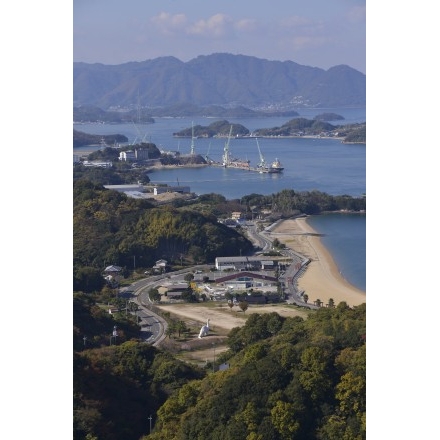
(270, 217, 366, 307)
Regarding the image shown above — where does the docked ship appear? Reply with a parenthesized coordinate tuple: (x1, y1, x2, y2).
(255, 138, 284, 173)
(222, 125, 251, 170)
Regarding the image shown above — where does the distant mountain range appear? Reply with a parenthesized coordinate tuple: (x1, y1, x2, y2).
(73, 53, 365, 111)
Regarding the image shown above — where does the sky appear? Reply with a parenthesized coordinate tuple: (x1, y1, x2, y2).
(5, 2, 440, 437)
(73, 0, 366, 73)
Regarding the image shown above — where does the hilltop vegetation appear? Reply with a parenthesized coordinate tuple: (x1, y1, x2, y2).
(73, 180, 254, 292)
(173, 119, 250, 138)
(172, 118, 366, 143)
(313, 112, 345, 121)
(73, 129, 129, 148)
(73, 180, 365, 294)
(72, 179, 366, 439)
(147, 303, 366, 440)
(253, 118, 366, 142)
(73, 292, 365, 440)
(73, 294, 205, 440)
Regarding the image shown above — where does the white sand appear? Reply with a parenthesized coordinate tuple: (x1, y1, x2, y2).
(270, 217, 366, 307)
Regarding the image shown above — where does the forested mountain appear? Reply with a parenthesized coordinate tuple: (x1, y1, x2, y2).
(73, 129, 129, 148)
(73, 293, 365, 440)
(172, 118, 365, 142)
(73, 180, 254, 284)
(73, 53, 365, 109)
(252, 118, 366, 141)
(146, 304, 366, 440)
(73, 294, 205, 440)
(173, 120, 250, 138)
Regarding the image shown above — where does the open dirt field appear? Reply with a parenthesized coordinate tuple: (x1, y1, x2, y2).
(155, 301, 310, 366)
(155, 301, 310, 333)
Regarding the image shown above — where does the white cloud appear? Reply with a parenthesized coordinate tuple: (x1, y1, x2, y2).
(188, 13, 233, 37)
(150, 12, 187, 35)
(234, 18, 258, 32)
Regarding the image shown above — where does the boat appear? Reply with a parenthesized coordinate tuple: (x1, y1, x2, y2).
(270, 158, 284, 173)
(255, 138, 284, 173)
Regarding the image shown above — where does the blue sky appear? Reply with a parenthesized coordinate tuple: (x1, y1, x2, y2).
(73, 0, 366, 73)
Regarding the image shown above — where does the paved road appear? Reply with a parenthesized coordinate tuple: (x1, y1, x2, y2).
(125, 265, 210, 346)
(122, 219, 317, 346)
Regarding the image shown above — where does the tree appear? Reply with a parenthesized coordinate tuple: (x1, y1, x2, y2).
(176, 320, 187, 338)
(328, 298, 335, 308)
(303, 294, 309, 303)
(74, 267, 106, 293)
(227, 301, 234, 311)
(148, 287, 161, 302)
(184, 273, 194, 284)
(239, 301, 249, 314)
(270, 400, 300, 439)
(165, 326, 174, 339)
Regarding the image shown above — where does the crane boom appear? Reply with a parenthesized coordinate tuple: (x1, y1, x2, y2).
(222, 125, 233, 166)
(255, 138, 266, 168)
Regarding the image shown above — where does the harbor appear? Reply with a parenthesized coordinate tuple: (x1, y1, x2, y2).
(206, 125, 284, 174)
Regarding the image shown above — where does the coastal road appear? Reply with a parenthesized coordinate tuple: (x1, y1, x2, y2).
(125, 265, 209, 346)
(122, 221, 317, 346)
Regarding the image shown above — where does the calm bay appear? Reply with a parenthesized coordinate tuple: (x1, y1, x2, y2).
(74, 107, 366, 292)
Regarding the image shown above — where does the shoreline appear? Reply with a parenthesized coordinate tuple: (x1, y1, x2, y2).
(271, 217, 366, 307)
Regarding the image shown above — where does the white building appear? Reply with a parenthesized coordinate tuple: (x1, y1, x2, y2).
(215, 256, 275, 271)
(82, 161, 113, 168)
(119, 150, 136, 161)
(153, 186, 190, 195)
(119, 148, 149, 162)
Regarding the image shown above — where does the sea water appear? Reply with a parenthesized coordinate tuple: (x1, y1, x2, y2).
(74, 108, 366, 292)
(307, 214, 366, 292)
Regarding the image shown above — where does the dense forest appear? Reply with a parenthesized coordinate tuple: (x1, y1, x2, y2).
(171, 118, 365, 143)
(252, 119, 366, 142)
(73, 180, 255, 292)
(173, 120, 250, 138)
(73, 179, 365, 293)
(73, 294, 205, 440)
(73, 293, 365, 440)
(73, 129, 129, 148)
(73, 179, 366, 438)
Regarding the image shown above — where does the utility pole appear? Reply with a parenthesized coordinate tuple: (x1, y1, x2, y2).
(148, 415, 152, 435)
(111, 326, 118, 345)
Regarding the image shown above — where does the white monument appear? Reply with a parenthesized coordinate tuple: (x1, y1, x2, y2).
(198, 319, 210, 338)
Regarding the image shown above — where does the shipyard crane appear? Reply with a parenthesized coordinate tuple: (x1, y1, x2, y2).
(205, 142, 212, 163)
(255, 138, 267, 169)
(190, 121, 196, 155)
(222, 125, 233, 166)
(131, 120, 149, 145)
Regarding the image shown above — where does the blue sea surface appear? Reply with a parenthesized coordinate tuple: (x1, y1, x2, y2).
(306, 214, 366, 292)
(74, 108, 366, 293)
